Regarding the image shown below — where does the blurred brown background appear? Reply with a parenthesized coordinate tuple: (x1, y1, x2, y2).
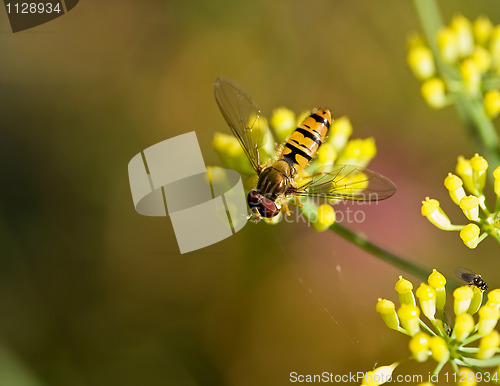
(1, 1, 499, 385)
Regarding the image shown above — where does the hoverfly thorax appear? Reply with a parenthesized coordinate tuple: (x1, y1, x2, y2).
(256, 160, 294, 199)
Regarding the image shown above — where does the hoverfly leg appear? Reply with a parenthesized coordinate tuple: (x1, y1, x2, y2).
(292, 194, 304, 208)
(282, 202, 291, 216)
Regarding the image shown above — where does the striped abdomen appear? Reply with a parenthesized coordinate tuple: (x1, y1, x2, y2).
(280, 108, 331, 173)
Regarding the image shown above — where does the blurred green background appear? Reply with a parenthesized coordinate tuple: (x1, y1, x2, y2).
(1, 1, 500, 385)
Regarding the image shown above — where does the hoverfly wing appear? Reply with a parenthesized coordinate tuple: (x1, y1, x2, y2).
(293, 164, 396, 202)
(455, 267, 476, 283)
(214, 77, 267, 173)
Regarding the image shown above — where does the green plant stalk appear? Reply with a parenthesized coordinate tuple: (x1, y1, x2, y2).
(300, 200, 430, 281)
(412, 0, 500, 167)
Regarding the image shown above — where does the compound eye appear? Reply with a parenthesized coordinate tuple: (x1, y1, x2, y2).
(247, 190, 261, 208)
(259, 196, 280, 218)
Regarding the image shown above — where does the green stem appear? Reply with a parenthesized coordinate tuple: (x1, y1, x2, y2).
(299, 199, 432, 280)
(330, 223, 430, 281)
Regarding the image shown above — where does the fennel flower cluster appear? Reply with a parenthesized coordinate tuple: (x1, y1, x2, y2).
(407, 14, 500, 117)
(212, 107, 377, 231)
(375, 269, 500, 385)
(421, 153, 500, 249)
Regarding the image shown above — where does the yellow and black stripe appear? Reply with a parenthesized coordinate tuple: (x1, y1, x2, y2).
(280, 109, 331, 172)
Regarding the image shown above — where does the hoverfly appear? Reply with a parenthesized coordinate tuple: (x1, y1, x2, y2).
(213, 77, 397, 221)
(455, 267, 488, 291)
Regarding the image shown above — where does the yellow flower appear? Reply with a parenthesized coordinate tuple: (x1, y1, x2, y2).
(376, 298, 400, 331)
(478, 304, 500, 335)
(459, 59, 481, 95)
(327, 116, 352, 152)
(421, 78, 447, 108)
(444, 173, 466, 205)
(311, 204, 335, 232)
(459, 223, 480, 249)
(451, 14, 474, 58)
(397, 304, 420, 336)
(478, 330, 500, 359)
(428, 269, 446, 311)
(456, 156, 475, 195)
(453, 312, 474, 341)
(429, 336, 449, 362)
(395, 276, 415, 306)
(459, 195, 480, 222)
(421, 197, 453, 230)
(470, 153, 488, 193)
(407, 45, 436, 80)
(484, 90, 500, 119)
(473, 16, 493, 46)
(456, 367, 477, 386)
(470, 46, 491, 73)
(409, 332, 431, 362)
(212, 132, 255, 175)
(270, 107, 296, 143)
(336, 138, 377, 168)
(361, 363, 398, 386)
(494, 166, 500, 197)
(437, 27, 459, 63)
(416, 283, 436, 320)
(454, 286, 474, 315)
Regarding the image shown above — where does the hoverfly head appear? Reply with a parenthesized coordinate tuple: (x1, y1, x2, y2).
(247, 190, 280, 219)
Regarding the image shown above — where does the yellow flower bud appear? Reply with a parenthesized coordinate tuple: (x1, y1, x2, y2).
(437, 27, 459, 63)
(478, 304, 500, 335)
(407, 45, 436, 80)
(409, 332, 431, 362)
(470, 46, 491, 73)
(484, 90, 500, 119)
(327, 116, 352, 152)
(395, 276, 415, 306)
(376, 298, 400, 331)
(212, 132, 255, 175)
(336, 138, 377, 168)
(470, 153, 488, 192)
(451, 14, 474, 58)
(459, 195, 480, 221)
(487, 289, 500, 309)
(428, 269, 447, 311)
(494, 166, 500, 197)
(490, 26, 500, 71)
(454, 286, 474, 315)
(270, 107, 296, 143)
(416, 283, 436, 320)
(421, 78, 447, 108)
(312, 204, 335, 232)
(473, 16, 493, 46)
(468, 286, 484, 315)
(457, 367, 477, 386)
(429, 336, 449, 363)
(478, 330, 500, 359)
(361, 363, 398, 386)
(454, 312, 475, 341)
(460, 59, 481, 95)
(316, 142, 337, 166)
(444, 173, 466, 205)
(421, 197, 453, 230)
(397, 304, 421, 336)
(460, 224, 481, 249)
(456, 156, 476, 194)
